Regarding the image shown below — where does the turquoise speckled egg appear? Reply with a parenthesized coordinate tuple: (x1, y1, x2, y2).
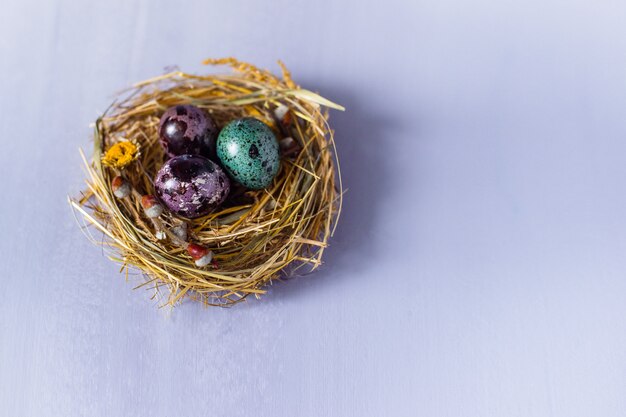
(216, 118, 280, 189)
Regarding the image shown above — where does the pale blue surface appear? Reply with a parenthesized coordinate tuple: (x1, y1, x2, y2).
(1, 0, 626, 416)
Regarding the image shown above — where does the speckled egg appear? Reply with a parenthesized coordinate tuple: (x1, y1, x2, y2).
(154, 155, 230, 218)
(216, 118, 280, 189)
(159, 105, 218, 158)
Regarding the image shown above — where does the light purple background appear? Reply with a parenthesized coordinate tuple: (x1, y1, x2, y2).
(1, 0, 626, 416)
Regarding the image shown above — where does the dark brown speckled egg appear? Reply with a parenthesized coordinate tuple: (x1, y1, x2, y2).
(154, 155, 230, 218)
(159, 105, 218, 158)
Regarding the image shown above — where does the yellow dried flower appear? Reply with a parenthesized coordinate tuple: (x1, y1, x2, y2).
(102, 141, 139, 168)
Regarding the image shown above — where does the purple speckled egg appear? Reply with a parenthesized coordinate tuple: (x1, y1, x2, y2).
(159, 105, 218, 158)
(154, 155, 230, 218)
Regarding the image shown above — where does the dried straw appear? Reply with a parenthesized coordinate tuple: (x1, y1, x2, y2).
(69, 57, 343, 307)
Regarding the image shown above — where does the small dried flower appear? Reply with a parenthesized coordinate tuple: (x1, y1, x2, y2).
(102, 141, 139, 169)
(170, 223, 188, 241)
(280, 136, 301, 157)
(274, 104, 290, 124)
(141, 195, 163, 218)
(187, 243, 213, 267)
(111, 176, 131, 198)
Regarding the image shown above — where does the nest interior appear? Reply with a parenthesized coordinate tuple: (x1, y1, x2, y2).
(70, 57, 343, 307)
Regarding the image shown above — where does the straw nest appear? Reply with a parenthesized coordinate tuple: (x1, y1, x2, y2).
(69, 58, 344, 307)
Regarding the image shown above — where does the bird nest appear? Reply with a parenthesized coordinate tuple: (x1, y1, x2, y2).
(69, 57, 343, 307)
